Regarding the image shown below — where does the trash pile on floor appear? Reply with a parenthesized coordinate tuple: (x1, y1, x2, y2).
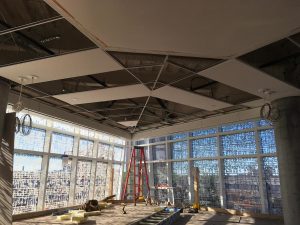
(55, 199, 110, 224)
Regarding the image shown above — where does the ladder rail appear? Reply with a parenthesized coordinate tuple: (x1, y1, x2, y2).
(121, 149, 134, 200)
(122, 146, 151, 205)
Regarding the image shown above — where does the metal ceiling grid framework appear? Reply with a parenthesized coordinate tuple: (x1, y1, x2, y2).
(0, 0, 299, 136)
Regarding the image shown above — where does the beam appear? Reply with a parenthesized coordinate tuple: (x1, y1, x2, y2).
(8, 92, 131, 139)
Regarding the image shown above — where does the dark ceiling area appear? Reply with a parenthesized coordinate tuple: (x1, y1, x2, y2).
(0, 0, 97, 67)
(239, 34, 300, 89)
(2, 0, 299, 134)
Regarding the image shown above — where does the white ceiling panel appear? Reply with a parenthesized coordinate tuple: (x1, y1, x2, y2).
(200, 59, 300, 101)
(54, 84, 150, 105)
(0, 48, 122, 84)
(152, 86, 232, 111)
(241, 99, 265, 108)
(48, 0, 300, 57)
(118, 120, 138, 127)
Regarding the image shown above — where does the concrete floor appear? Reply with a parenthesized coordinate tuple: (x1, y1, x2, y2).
(13, 204, 158, 225)
(13, 204, 284, 225)
(173, 211, 284, 225)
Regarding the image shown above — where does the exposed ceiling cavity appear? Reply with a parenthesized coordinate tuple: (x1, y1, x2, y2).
(1, 0, 300, 134)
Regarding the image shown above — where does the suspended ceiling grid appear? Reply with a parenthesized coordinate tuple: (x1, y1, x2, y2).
(0, 0, 300, 134)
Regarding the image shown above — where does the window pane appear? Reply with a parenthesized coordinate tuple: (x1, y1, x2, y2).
(168, 133, 188, 140)
(263, 157, 282, 215)
(94, 162, 108, 200)
(45, 157, 72, 209)
(75, 161, 92, 204)
(221, 132, 256, 156)
(194, 160, 220, 207)
(221, 121, 255, 132)
(149, 136, 166, 143)
(153, 163, 168, 186)
(113, 164, 122, 199)
(78, 139, 94, 157)
(98, 143, 113, 160)
(51, 132, 74, 155)
(15, 127, 46, 152)
(53, 122, 75, 133)
(192, 137, 218, 158)
(113, 146, 124, 161)
(171, 141, 188, 160)
(259, 129, 276, 154)
(172, 162, 189, 203)
(224, 158, 261, 213)
(154, 189, 168, 203)
(259, 119, 272, 127)
(135, 139, 147, 145)
(190, 128, 217, 137)
(152, 144, 166, 160)
(13, 154, 42, 214)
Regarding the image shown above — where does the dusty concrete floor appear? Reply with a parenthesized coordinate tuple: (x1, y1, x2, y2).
(13, 204, 158, 225)
(173, 211, 284, 225)
(13, 205, 284, 225)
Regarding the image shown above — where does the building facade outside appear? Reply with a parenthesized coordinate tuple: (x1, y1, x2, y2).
(134, 119, 282, 215)
(11, 108, 127, 215)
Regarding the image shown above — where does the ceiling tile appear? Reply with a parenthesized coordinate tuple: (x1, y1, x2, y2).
(152, 86, 232, 111)
(49, 0, 300, 57)
(29, 69, 139, 96)
(172, 74, 260, 105)
(200, 59, 300, 101)
(54, 84, 150, 105)
(108, 51, 165, 68)
(0, 48, 122, 83)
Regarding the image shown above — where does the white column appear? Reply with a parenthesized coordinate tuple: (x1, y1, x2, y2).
(166, 142, 173, 203)
(217, 133, 227, 208)
(37, 129, 52, 210)
(68, 136, 80, 206)
(89, 140, 99, 199)
(255, 127, 268, 213)
(188, 138, 194, 204)
(89, 159, 97, 200)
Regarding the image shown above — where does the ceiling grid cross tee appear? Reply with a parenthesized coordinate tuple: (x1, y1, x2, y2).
(0, 0, 299, 134)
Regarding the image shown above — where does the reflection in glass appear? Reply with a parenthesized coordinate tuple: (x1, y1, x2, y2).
(224, 158, 261, 213)
(263, 157, 282, 214)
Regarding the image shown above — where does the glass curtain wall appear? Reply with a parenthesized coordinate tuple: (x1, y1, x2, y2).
(135, 119, 282, 215)
(11, 109, 127, 214)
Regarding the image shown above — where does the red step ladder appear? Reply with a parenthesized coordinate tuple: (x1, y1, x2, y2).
(122, 146, 151, 205)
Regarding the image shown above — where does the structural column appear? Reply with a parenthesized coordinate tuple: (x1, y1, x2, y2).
(0, 79, 10, 141)
(272, 97, 300, 225)
(0, 78, 14, 225)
